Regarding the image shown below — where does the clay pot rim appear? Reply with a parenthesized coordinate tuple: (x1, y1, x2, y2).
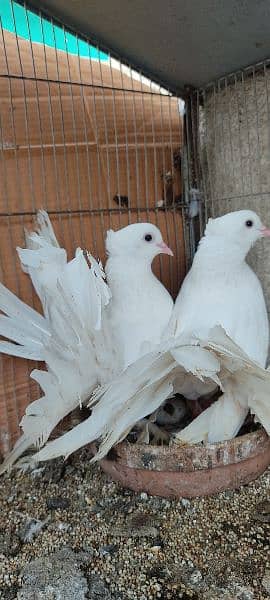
(106, 427, 270, 473)
(120, 427, 267, 454)
(100, 427, 270, 497)
(133, 427, 270, 453)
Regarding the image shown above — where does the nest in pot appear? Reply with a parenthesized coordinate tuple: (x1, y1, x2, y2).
(126, 391, 262, 448)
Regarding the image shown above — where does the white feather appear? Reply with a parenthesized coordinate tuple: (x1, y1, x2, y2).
(176, 393, 247, 444)
(0, 240, 113, 473)
(30, 336, 223, 462)
(175, 326, 270, 443)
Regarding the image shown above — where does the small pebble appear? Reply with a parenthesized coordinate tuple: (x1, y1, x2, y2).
(262, 570, 270, 593)
(46, 497, 70, 510)
(140, 493, 148, 500)
(181, 498, 191, 508)
(99, 544, 118, 556)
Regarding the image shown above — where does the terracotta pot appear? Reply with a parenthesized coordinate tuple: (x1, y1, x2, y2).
(98, 429, 270, 498)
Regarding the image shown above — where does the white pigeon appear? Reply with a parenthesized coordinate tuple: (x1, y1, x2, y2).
(169, 209, 270, 441)
(105, 223, 173, 367)
(0, 212, 173, 472)
(170, 209, 269, 366)
(132, 208, 270, 432)
(22, 209, 270, 464)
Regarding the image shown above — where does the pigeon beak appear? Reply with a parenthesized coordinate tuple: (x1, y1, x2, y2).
(156, 241, 174, 256)
(260, 226, 270, 237)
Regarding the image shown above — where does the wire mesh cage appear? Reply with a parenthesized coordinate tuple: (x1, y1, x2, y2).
(0, 0, 186, 454)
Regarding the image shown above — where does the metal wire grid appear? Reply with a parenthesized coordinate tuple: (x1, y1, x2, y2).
(188, 60, 270, 231)
(0, 0, 185, 453)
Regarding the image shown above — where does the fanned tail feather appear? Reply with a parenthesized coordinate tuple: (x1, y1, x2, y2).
(17, 210, 67, 310)
(0, 283, 50, 360)
(0, 212, 115, 473)
(35, 209, 60, 247)
(37, 326, 270, 461)
(27, 340, 222, 463)
(175, 393, 248, 444)
(175, 326, 270, 443)
(0, 209, 65, 361)
(0, 434, 33, 475)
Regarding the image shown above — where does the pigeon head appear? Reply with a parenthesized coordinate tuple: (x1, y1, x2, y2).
(106, 223, 173, 261)
(204, 210, 270, 254)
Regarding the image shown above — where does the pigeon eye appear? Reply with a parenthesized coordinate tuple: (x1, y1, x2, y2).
(144, 234, 153, 242)
(245, 220, 253, 228)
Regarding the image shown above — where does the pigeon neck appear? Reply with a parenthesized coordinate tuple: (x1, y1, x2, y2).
(106, 254, 153, 281)
(194, 236, 249, 270)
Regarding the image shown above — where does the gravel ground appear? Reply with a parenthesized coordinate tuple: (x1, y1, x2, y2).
(0, 448, 269, 599)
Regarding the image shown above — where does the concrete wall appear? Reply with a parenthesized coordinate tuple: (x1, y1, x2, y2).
(200, 71, 270, 320)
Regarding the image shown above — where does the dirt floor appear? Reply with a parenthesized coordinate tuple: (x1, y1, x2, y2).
(0, 449, 269, 599)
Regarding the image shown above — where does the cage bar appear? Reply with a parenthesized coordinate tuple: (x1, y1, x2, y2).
(0, 0, 185, 453)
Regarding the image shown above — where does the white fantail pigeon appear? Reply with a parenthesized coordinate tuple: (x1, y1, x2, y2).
(152, 209, 270, 423)
(0, 212, 173, 472)
(171, 209, 270, 443)
(170, 209, 269, 366)
(105, 223, 173, 368)
(23, 209, 270, 464)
